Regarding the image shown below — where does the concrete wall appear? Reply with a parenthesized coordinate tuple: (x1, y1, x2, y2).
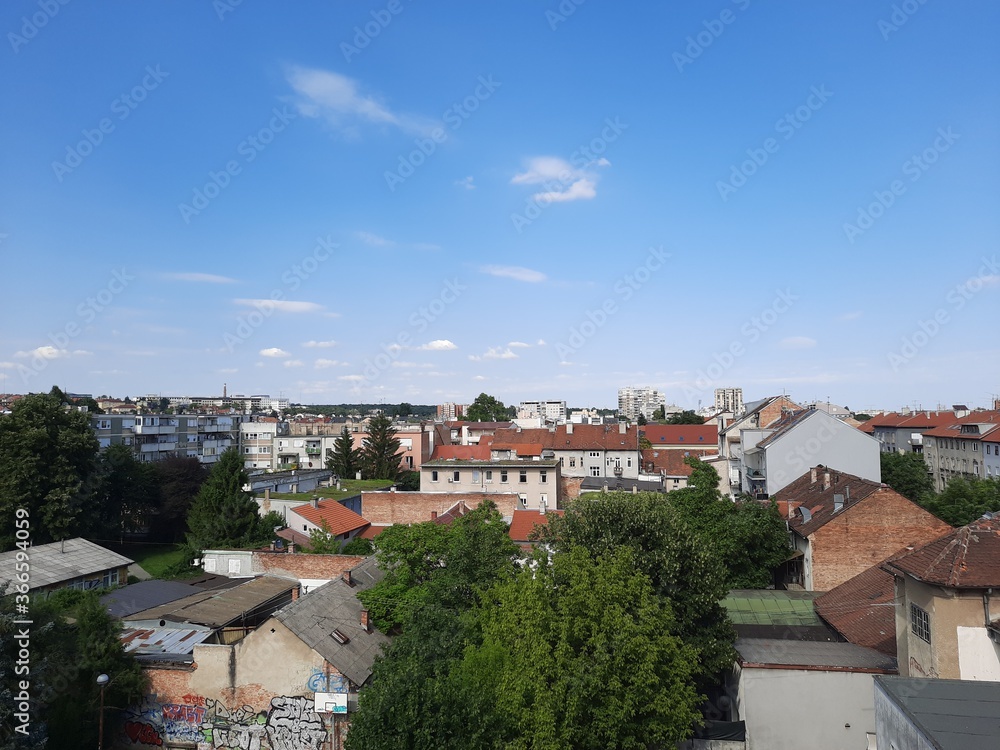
(958, 626, 1000, 680)
(736, 664, 880, 750)
(897, 578, 988, 679)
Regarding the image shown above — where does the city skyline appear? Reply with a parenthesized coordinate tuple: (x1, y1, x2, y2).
(2, 2, 998, 410)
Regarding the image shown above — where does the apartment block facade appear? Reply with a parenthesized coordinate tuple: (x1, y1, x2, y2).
(91, 413, 242, 464)
(617, 386, 665, 422)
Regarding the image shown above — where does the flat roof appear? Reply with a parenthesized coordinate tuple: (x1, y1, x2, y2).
(724, 589, 824, 628)
(123, 575, 295, 628)
(736, 637, 897, 672)
(875, 676, 1000, 750)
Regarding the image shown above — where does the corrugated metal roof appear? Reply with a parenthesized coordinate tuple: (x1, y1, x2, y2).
(724, 590, 824, 627)
(124, 575, 295, 628)
(0, 538, 132, 590)
(736, 637, 897, 672)
(121, 627, 213, 656)
(102, 580, 200, 618)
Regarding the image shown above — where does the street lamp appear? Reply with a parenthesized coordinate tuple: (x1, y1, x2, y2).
(96, 674, 109, 750)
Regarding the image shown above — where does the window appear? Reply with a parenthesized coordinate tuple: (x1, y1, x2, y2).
(590, 451, 600, 458)
(204, 558, 217, 572)
(569, 458, 576, 467)
(96, 419, 111, 430)
(519, 470, 527, 483)
(500, 469, 508, 483)
(472, 470, 480, 482)
(453, 471, 460, 482)
(431, 470, 439, 482)
(540, 470, 547, 484)
(560, 457, 564, 467)
(518, 494, 528, 509)
(910, 603, 931, 643)
(627, 457, 632, 468)
(228, 559, 241, 574)
(590, 466, 601, 477)
(485, 470, 493, 482)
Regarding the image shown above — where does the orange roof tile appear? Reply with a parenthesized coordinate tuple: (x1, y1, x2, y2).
(885, 516, 1000, 588)
(290, 499, 370, 536)
(508, 509, 563, 542)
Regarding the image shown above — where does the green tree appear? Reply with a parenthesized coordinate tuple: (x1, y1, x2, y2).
(93, 444, 161, 543)
(361, 415, 402, 481)
(544, 491, 734, 684)
(306, 519, 342, 554)
(0, 391, 101, 549)
(465, 393, 510, 422)
(880, 451, 934, 503)
(326, 426, 361, 479)
(396, 402, 413, 419)
(920, 476, 1000, 526)
(185, 448, 269, 550)
(471, 547, 702, 749)
(666, 410, 704, 425)
(151, 455, 209, 542)
(652, 405, 666, 421)
(396, 470, 421, 491)
(342, 536, 374, 555)
(637, 413, 648, 426)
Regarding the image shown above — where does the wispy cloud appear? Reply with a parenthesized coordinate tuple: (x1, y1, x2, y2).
(779, 336, 818, 350)
(303, 340, 336, 348)
(260, 347, 290, 358)
(14, 346, 88, 359)
(355, 231, 395, 248)
(455, 176, 476, 190)
(392, 361, 434, 369)
(468, 346, 518, 361)
(235, 299, 324, 314)
(417, 339, 458, 351)
(162, 272, 237, 284)
(481, 265, 547, 283)
(511, 155, 608, 203)
(339, 374, 365, 382)
(284, 359, 305, 368)
(314, 358, 345, 369)
(838, 311, 863, 321)
(286, 66, 435, 136)
(507, 341, 531, 348)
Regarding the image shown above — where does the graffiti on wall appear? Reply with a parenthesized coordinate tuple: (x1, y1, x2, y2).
(121, 695, 328, 749)
(306, 669, 348, 693)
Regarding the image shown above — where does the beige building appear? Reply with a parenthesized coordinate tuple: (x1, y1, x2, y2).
(420, 457, 560, 512)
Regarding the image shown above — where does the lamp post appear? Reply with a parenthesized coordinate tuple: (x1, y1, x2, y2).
(96, 674, 109, 750)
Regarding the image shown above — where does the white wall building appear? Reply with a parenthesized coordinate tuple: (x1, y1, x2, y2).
(518, 400, 567, 424)
(714, 387, 744, 415)
(91, 413, 242, 464)
(617, 386, 665, 422)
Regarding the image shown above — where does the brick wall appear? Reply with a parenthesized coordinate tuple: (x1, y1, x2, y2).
(559, 476, 584, 506)
(810, 488, 952, 590)
(758, 396, 801, 428)
(360, 491, 520, 524)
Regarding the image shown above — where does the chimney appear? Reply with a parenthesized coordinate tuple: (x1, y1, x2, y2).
(264, 488, 271, 500)
(335, 479, 342, 490)
(822, 472, 831, 491)
(343, 569, 352, 586)
(430, 511, 438, 520)
(566, 422, 573, 435)
(269, 541, 275, 551)
(390, 485, 396, 493)
(288, 542, 296, 554)
(310, 496, 319, 508)
(632, 485, 638, 494)
(361, 609, 371, 633)
(619, 421, 627, 434)
(602, 483, 609, 493)
(291, 586, 299, 601)
(810, 467, 817, 484)
(833, 494, 844, 513)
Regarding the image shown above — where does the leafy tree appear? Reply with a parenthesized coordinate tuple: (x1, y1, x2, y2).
(637, 413, 648, 426)
(396, 402, 413, 419)
(853, 413, 872, 421)
(342, 536, 374, 555)
(544, 491, 734, 684)
(669, 458, 790, 589)
(466, 393, 510, 422)
(920, 476, 1000, 526)
(666, 410, 704, 425)
(471, 547, 703, 749)
(0, 391, 101, 549)
(306, 519, 342, 554)
(360, 415, 402, 481)
(396, 471, 421, 491)
(92, 444, 161, 543)
(185, 448, 270, 550)
(326, 426, 361, 479)
(151, 455, 209, 542)
(880, 451, 934, 503)
(1, 588, 146, 750)
(639, 434, 652, 450)
(652, 405, 666, 421)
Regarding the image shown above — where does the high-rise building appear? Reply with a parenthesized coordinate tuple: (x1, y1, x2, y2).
(437, 402, 467, 421)
(518, 400, 568, 424)
(617, 387, 665, 422)
(714, 388, 744, 415)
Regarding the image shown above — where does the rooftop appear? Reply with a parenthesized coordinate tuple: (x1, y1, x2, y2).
(884, 515, 1000, 588)
(289, 498, 371, 537)
(736, 637, 897, 673)
(124, 575, 297, 628)
(0, 538, 132, 591)
(814, 562, 898, 655)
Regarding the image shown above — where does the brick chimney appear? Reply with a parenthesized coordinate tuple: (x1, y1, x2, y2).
(430, 511, 437, 520)
(822, 472, 831, 491)
(291, 586, 300, 601)
(343, 569, 352, 586)
(361, 608, 370, 632)
(810, 467, 817, 484)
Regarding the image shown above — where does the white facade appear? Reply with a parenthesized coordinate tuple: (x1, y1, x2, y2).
(617, 386, 665, 421)
(91, 413, 241, 464)
(714, 387, 744, 415)
(985, 438, 1000, 478)
(518, 400, 568, 424)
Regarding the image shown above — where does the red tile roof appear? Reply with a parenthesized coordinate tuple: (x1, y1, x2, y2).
(430, 444, 491, 460)
(492, 424, 639, 452)
(640, 448, 711, 476)
(775, 467, 884, 537)
(289, 499, 370, 536)
(640, 425, 716, 445)
(508, 509, 563, 542)
(884, 516, 1000, 588)
(815, 561, 898, 656)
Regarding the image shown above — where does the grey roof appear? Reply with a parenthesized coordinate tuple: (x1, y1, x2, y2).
(875, 677, 1000, 750)
(580, 477, 664, 493)
(0, 538, 132, 591)
(121, 626, 213, 662)
(124, 575, 296, 628)
(276, 556, 390, 687)
(102, 580, 203, 618)
(735, 637, 897, 672)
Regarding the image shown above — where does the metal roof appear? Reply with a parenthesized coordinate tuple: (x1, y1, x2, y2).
(0, 538, 132, 590)
(736, 637, 897, 672)
(123, 575, 296, 628)
(102, 580, 201, 618)
(275, 556, 390, 687)
(875, 676, 1000, 750)
(121, 627, 213, 660)
(724, 589, 824, 627)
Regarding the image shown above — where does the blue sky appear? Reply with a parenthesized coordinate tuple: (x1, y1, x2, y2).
(1, 0, 998, 411)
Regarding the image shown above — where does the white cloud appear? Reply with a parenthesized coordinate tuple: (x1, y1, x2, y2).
(473, 375, 487, 381)
(0, 362, 17, 369)
(511, 155, 608, 203)
(418, 339, 458, 351)
(15, 346, 70, 360)
(779, 336, 818, 350)
(284, 360, 305, 368)
(533, 178, 597, 203)
(355, 231, 395, 247)
(286, 66, 434, 136)
(392, 361, 433, 369)
(303, 340, 336, 348)
(260, 348, 290, 358)
(456, 176, 476, 190)
(339, 374, 365, 382)
(217, 368, 239, 374)
(481, 265, 547, 283)
(507, 341, 531, 348)
(234, 299, 324, 314)
(536, 339, 547, 346)
(468, 347, 518, 361)
(511, 157, 577, 185)
(314, 358, 344, 369)
(163, 272, 237, 284)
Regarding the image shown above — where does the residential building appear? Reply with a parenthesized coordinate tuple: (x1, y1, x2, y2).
(92, 413, 242, 464)
(985, 431, 1000, 479)
(0, 538, 132, 594)
(359, 490, 520, 530)
(802, 400, 852, 420)
(436, 402, 467, 420)
(776, 466, 951, 591)
(815, 562, 898, 656)
(508, 508, 562, 550)
(198, 550, 366, 594)
(420, 455, 560, 511)
(640, 448, 713, 491)
(640, 424, 718, 450)
(269, 422, 431, 474)
(617, 386, 665, 421)
(714, 387, 744, 415)
(286, 498, 370, 549)
(518, 400, 567, 424)
(883, 515, 1000, 680)
(920, 410, 1000, 491)
(718, 395, 801, 492)
(739, 408, 880, 498)
(240, 418, 287, 470)
(860, 409, 967, 453)
(874, 676, 1000, 750)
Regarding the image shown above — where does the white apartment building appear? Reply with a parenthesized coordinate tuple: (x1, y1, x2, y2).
(239, 420, 287, 471)
(90, 413, 242, 464)
(518, 400, 568, 424)
(714, 387, 744, 415)
(618, 386, 665, 422)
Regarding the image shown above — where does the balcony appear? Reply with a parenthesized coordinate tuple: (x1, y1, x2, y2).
(305, 448, 322, 456)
